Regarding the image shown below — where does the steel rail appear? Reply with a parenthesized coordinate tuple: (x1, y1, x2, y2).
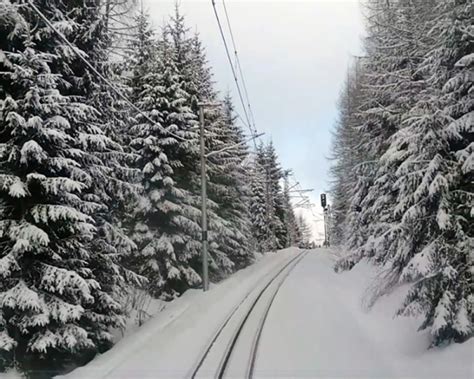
(189, 251, 305, 378)
(216, 251, 308, 379)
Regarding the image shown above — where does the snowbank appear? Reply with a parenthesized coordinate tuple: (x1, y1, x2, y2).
(61, 249, 299, 378)
(256, 251, 473, 378)
(51, 248, 473, 378)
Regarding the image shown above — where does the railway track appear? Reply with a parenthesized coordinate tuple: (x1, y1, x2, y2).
(189, 250, 308, 379)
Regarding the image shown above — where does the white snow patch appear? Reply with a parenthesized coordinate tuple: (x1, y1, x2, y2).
(61, 250, 294, 378)
(0, 370, 22, 379)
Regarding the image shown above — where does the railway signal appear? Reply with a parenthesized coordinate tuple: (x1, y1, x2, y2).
(320, 193, 327, 208)
(320, 193, 330, 247)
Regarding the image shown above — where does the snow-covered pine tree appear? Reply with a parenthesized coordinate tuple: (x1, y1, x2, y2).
(281, 173, 300, 247)
(250, 142, 285, 252)
(344, 0, 411, 265)
(296, 214, 312, 249)
(393, 0, 473, 346)
(124, 6, 156, 103)
(249, 149, 268, 253)
(166, 4, 197, 107)
(334, 0, 432, 270)
(206, 95, 254, 270)
(264, 142, 288, 249)
(127, 19, 203, 298)
(357, 0, 436, 263)
(166, 8, 254, 274)
(167, 17, 237, 278)
(328, 62, 366, 249)
(161, 10, 236, 279)
(332, 0, 473, 346)
(0, 1, 141, 374)
(126, 4, 257, 298)
(66, 0, 145, 300)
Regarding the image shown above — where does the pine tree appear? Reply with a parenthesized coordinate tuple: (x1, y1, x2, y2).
(281, 173, 300, 247)
(69, 0, 145, 310)
(264, 142, 287, 249)
(205, 95, 253, 270)
(249, 152, 268, 252)
(127, 5, 256, 297)
(125, 7, 156, 102)
(165, 7, 254, 275)
(328, 63, 366, 249)
(128, 25, 201, 298)
(296, 214, 312, 249)
(394, 0, 473, 346)
(0, 1, 140, 374)
(249, 142, 286, 252)
(331, 0, 473, 346)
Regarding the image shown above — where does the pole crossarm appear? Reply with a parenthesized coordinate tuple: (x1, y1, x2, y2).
(205, 132, 264, 158)
(197, 102, 222, 107)
(199, 105, 209, 292)
(289, 188, 314, 193)
(295, 199, 311, 206)
(288, 182, 300, 191)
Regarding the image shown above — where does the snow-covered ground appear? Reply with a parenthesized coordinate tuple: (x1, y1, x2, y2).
(58, 248, 473, 378)
(62, 249, 300, 378)
(255, 251, 473, 378)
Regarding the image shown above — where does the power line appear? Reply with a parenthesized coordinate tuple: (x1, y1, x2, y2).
(25, 0, 188, 143)
(234, 110, 251, 130)
(211, 0, 256, 142)
(221, 0, 257, 134)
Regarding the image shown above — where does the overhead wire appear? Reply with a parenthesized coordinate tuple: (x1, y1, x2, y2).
(221, 0, 257, 134)
(213, 1, 320, 242)
(212, 0, 319, 243)
(211, 0, 257, 146)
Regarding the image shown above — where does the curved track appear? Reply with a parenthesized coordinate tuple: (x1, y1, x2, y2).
(246, 252, 306, 378)
(190, 250, 308, 379)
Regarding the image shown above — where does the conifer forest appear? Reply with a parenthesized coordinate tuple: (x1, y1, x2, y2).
(0, 0, 472, 378)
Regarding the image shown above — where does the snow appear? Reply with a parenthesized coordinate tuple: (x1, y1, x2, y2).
(7, 180, 28, 198)
(30, 204, 93, 225)
(20, 140, 47, 164)
(60, 249, 473, 379)
(454, 53, 474, 68)
(0, 371, 21, 379)
(40, 265, 98, 302)
(61, 249, 297, 378)
(10, 222, 50, 247)
(1, 280, 43, 312)
(256, 251, 473, 378)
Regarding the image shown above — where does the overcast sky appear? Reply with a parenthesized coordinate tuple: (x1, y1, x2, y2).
(144, 0, 365, 242)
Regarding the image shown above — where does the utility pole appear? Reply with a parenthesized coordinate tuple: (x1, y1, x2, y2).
(323, 208, 328, 247)
(283, 170, 292, 247)
(264, 160, 274, 252)
(198, 102, 263, 291)
(199, 105, 209, 292)
(326, 204, 331, 247)
(321, 193, 330, 247)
